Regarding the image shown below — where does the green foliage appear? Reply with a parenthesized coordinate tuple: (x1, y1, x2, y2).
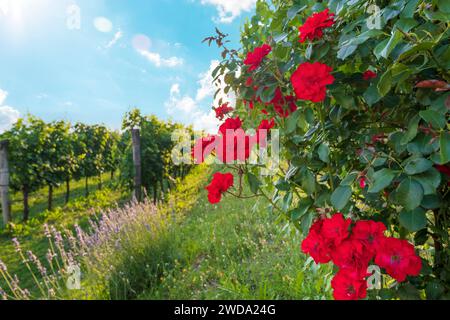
(120, 109, 192, 202)
(212, 0, 450, 299)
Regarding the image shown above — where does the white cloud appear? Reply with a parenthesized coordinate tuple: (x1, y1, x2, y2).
(137, 49, 183, 68)
(106, 30, 123, 48)
(197, 60, 236, 106)
(0, 106, 20, 133)
(165, 60, 236, 133)
(94, 17, 113, 33)
(200, 0, 257, 23)
(0, 89, 20, 133)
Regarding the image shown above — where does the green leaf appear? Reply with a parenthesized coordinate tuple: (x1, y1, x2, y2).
(301, 169, 316, 195)
(318, 143, 330, 163)
(331, 186, 352, 210)
(282, 192, 293, 212)
(275, 179, 290, 191)
(363, 83, 382, 106)
(300, 211, 314, 235)
(438, 0, 450, 13)
(340, 172, 359, 186)
(337, 45, 357, 60)
(426, 281, 446, 300)
(246, 172, 262, 194)
(377, 70, 392, 97)
(401, 0, 420, 18)
(290, 198, 313, 221)
(401, 115, 421, 145)
(379, 29, 403, 59)
(404, 158, 433, 175)
(285, 110, 300, 134)
(419, 110, 446, 129)
(287, 4, 306, 21)
(259, 85, 277, 103)
(368, 169, 397, 193)
(399, 207, 427, 232)
(440, 131, 450, 164)
(421, 194, 441, 209)
(396, 178, 424, 211)
(413, 168, 441, 195)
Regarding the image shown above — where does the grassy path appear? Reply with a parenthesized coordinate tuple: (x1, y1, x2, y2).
(138, 172, 333, 300)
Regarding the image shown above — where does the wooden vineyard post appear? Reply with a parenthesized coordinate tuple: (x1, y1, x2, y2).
(0, 140, 11, 226)
(131, 128, 142, 202)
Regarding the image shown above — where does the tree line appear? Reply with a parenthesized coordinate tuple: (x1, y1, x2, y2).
(0, 109, 193, 222)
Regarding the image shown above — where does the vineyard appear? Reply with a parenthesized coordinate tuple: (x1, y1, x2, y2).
(0, 0, 449, 304)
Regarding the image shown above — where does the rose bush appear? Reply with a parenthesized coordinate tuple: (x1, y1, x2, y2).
(200, 0, 449, 300)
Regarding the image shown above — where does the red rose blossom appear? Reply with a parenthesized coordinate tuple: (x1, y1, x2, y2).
(217, 117, 255, 163)
(435, 165, 450, 177)
(331, 269, 368, 300)
(256, 118, 275, 148)
(298, 8, 335, 43)
(219, 117, 243, 135)
(301, 228, 333, 264)
(321, 213, 352, 247)
(215, 103, 234, 121)
(291, 62, 335, 103)
(245, 77, 254, 87)
(351, 220, 386, 256)
(244, 44, 272, 72)
(206, 172, 234, 204)
(192, 135, 216, 164)
(359, 176, 367, 189)
(331, 239, 372, 273)
(363, 70, 377, 81)
(375, 237, 422, 282)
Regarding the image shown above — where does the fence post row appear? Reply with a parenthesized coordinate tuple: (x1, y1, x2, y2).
(0, 140, 11, 226)
(131, 128, 142, 202)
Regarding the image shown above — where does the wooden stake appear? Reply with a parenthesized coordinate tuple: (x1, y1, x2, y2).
(0, 140, 11, 226)
(131, 128, 142, 202)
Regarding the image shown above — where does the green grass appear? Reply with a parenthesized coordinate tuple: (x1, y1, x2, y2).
(1, 173, 118, 226)
(130, 173, 334, 300)
(0, 174, 129, 293)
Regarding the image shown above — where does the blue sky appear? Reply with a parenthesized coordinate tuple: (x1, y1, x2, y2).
(0, 0, 256, 133)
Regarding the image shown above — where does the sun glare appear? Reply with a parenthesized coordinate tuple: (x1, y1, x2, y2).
(0, 0, 50, 35)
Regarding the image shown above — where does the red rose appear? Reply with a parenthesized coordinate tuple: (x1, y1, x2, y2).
(219, 117, 243, 135)
(331, 239, 372, 273)
(375, 237, 422, 282)
(331, 269, 368, 300)
(192, 135, 216, 164)
(256, 118, 275, 148)
(291, 62, 335, 103)
(351, 220, 386, 256)
(244, 44, 272, 72)
(215, 103, 234, 121)
(359, 176, 367, 189)
(435, 165, 450, 177)
(298, 8, 335, 43)
(244, 99, 254, 110)
(321, 213, 352, 247)
(206, 172, 234, 204)
(217, 117, 255, 163)
(301, 229, 333, 264)
(245, 77, 254, 87)
(363, 70, 377, 81)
